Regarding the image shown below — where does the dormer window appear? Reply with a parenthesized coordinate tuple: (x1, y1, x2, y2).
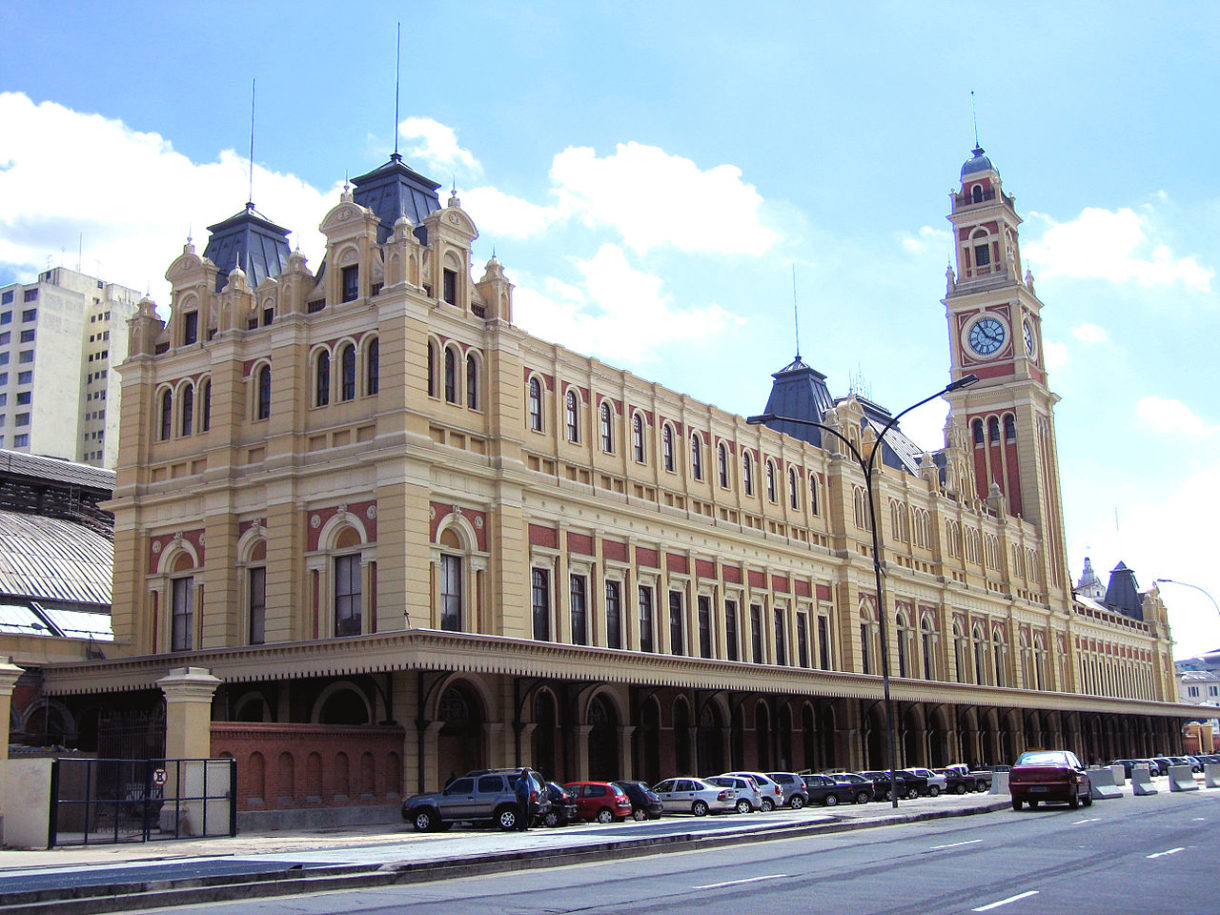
(443, 269, 458, 306)
(183, 311, 198, 345)
(341, 265, 359, 303)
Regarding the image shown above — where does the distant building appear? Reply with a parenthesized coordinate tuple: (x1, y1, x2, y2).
(1075, 556, 1105, 600)
(0, 267, 141, 467)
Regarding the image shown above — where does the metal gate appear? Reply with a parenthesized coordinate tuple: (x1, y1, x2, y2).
(48, 757, 237, 847)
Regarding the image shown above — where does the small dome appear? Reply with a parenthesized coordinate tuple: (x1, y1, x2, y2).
(961, 145, 998, 179)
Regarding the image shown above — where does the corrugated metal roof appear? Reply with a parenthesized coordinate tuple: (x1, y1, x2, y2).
(0, 509, 112, 605)
(0, 449, 114, 492)
(36, 604, 113, 641)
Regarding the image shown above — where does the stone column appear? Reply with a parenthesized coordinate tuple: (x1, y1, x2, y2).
(617, 725, 636, 779)
(0, 660, 24, 761)
(574, 725, 593, 780)
(158, 666, 221, 760)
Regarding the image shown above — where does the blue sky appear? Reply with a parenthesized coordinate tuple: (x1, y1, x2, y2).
(3, 1, 1218, 658)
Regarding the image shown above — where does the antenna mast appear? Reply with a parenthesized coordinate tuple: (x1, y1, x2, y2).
(247, 78, 256, 209)
(393, 22, 402, 159)
(971, 89, 979, 148)
(792, 264, 800, 361)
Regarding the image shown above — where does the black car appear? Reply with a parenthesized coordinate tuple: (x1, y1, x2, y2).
(829, 772, 876, 804)
(801, 774, 856, 807)
(616, 780, 664, 820)
(934, 767, 978, 795)
(542, 781, 578, 827)
(861, 770, 925, 801)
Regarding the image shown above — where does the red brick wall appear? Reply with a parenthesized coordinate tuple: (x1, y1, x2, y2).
(212, 722, 405, 811)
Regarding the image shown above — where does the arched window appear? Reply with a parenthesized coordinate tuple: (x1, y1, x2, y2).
(690, 433, 703, 480)
(315, 350, 331, 407)
(809, 473, 819, 514)
(717, 443, 728, 488)
(921, 617, 936, 680)
(953, 622, 967, 683)
(340, 343, 356, 401)
(973, 624, 987, 685)
(988, 416, 1000, 441)
(600, 402, 613, 452)
(632, 413, 645, 462)
(788, 466, 799, 509)
(1004, 414, 1016, 441)
(159, 389, 172, 440)
(444, 348, 457, 404)
(973, 419, 984, 446)
(466, 353, 479, 410)
(365, 338, 379, 396)
(662, 425, 674, 472)
(426, 340, 437, 398)
(766, 461, 776, 502)
(528, 377, 543, 431)
(993, 630, 1006, 687)
(565, 390, 579, 442)
(200, 378, 211, 432)
(743, 452, 754, 495)
(971, 184, 983, 204)
(256, 365, 271, 420)
(180, 384, 194, 436)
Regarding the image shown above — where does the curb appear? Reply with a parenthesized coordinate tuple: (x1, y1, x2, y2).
(0, 801, 1010, 914)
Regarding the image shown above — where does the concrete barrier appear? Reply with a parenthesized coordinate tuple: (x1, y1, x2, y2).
(989, 771, 1009, 795)
(1169, 764, 1199, 792)
(1088, 766, 1123, 800)
(1205, 763, 1220, 789)
(1110, 764, 1126, 787)
(1131, 764, 1157, 795)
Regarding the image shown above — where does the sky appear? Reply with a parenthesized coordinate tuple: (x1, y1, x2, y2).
(2, 1, 1218, 659)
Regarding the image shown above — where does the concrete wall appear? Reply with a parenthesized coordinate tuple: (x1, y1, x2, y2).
(0, 758, 52, 848)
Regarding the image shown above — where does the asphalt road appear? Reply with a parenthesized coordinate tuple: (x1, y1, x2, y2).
(129, 789, 1220, 914)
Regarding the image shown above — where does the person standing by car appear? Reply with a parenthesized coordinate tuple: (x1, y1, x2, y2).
(514, 769, 531, 831)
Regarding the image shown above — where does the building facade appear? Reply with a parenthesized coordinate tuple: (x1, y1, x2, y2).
(35, 149, 1194, 820)
(0, 267, 140, 467)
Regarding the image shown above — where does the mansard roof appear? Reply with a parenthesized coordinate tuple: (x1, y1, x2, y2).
(351, 153, 443, 244)
(202, 204, 292, 292)
(760, 356, 836, 448)
(1104, 561, 1143, 621)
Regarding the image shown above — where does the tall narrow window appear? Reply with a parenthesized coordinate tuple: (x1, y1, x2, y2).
(632, 413, 645, 462)
(993, 632, 1005, 687)
(341, 265, 359, 302)
(200, 379, 211, 432)
(809, 473, 819, 514)
(365, 338, 379, 395)
(788, 467, 799, 509)
(160, 389, 172, 440)
(669, 590, 684, 656)
(797, 613, 809, 668)
(750, 605, 763, 663)
(818, 616, 830, 669)
(181, 384, 194, 436)
(440, 554, 463, 632)
(256, 365, 271, 420)
(988, 417, 1000, 441)
(725, 599, 739, 661)
(896, 616, 909, 677)
(340, 344, 356, 401)
(774, 609, 787, 666)
(183, 310, 198, 346)
(690, 433, 703, 480)
(171, 575, 193, 651)
(315, 350, 331, 406)
(638, 585, 654, 653)
(766, 461, 777, 502)
(922, 620, 935, 680)
(743, 452, 754, 495)
(605, 580, 622, 650)
(1004, 414, 1016, 441)
(662, 425, 674, 471)
(528, 378, 543, 431)
(248, 566, 266, 645)
(443, 268, 457, 305)
(570, 574, 587, 645)
(698, 595, 711, 659)
(427, 341, 437, 398)
(466, 354, 479, 409)
(717, 443, 728, 487)
(531, 568, 551, 641)
(565, 390, 579, 442)
(335, 554, 362, 636)
(444, 349, 457, 404)
(600, 402, 613, 452)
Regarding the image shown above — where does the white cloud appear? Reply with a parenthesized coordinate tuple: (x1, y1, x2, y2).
(900, 225, 952, 255)
(549, 142, 777, 256)
(398, 117, 481, 178)
(514, 243, 744, 363)
(1024, 206, 1213, 291)
(1134, 396, 1215, 437)
(1070, 322, 1110, 344)
(0, 92, 337, 306)
(1042, 339, 1070, 370)
(463, 186, 558, 239)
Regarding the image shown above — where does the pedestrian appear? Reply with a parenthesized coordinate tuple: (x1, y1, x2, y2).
(514, 768, 531, 831)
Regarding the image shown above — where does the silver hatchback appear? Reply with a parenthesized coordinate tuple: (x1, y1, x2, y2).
(652, 777, 738, 816)
(706, 775, 763, 813)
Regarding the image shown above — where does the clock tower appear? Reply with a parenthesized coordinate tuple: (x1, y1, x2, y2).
(942, 146, 1070, 593)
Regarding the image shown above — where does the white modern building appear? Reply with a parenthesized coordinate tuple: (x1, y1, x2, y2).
(0, 267, 140, 467)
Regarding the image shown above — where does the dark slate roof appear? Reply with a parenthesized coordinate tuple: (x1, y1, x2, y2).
(351, 154, 442, 245)
(760, 356, 836, 448)
(1104, 561, 1143, 620)
(961, 145, 997, 179)
(0, 508, 112, 605)
(0, 450, 113, 493)
(854, 395, 926, 475)
(202, 204, 292, 292)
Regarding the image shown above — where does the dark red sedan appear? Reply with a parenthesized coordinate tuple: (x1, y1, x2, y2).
(1009, 750, 1092, 810)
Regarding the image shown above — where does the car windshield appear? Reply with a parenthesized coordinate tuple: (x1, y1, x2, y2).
(1016, 751, 1070, 766)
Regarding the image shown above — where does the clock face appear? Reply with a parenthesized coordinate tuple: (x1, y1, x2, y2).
(968, 316, 1007, 356)
(1023, 320, 1036, 357)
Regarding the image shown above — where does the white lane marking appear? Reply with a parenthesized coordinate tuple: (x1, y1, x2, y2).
(1192, 817, 1206, 821)
(973, 890, 1040, 911)
(929, 839, 982, 850)
(693, 874, 787, 890)
(1072, 817, 1100, 825)
(1146, 847, 1184, 859)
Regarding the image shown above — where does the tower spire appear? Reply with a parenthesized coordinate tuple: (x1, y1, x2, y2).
(971, 89, 980, 150)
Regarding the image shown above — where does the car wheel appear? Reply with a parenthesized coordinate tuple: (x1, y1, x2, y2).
(543, 810, 560, 828)
(789, 794, 805, 810)
(823, 793, 839, 807)
(632, 808, 648, 821)
(734, 798, 750, 814)
(693, 800, 710, 817)
(1068, 793, 1079, 810)
(1081, 792, 1093, 808)
(1012, 797, 1022, 811)
(497, 806, 519, 831)
(412, 809, 436, 832)
(906, 788, 920, 800)
(761, 798, 775, 812)
(855, 791, 871, 805)
(928, 786, 940, 798)
(1029, 799, 1039, 808)
(596, 807, 615, 824)
(955, 784, 967, 795)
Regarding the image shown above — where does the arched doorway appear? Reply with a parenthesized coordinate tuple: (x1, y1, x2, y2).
(802, 705, 816, 771)
(587, 694, 618, 781)
(639, 697, 661, 785)
(818, 704, 837, 770)
(437, 683, 484, 784)
(777, 703, 793, 770)
(673, 699, 692, 774)
(902, 705, 924, 767)
(864, 702, 886, 770)
(697, 701, 724, 774)
(754, 701, 772, 770)
(730, 703, 745, 769)
(532, 689, 559, 779)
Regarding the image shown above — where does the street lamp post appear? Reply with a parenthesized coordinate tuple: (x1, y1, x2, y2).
(747, 373, 978, 809)
(1153, 579, 1220, 620)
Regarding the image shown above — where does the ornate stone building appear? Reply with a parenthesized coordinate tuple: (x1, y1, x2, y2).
(34, 147, 1193, 821)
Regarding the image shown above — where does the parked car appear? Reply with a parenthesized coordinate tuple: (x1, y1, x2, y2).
(829, 772, 876, 804)
(861, 770, 925, 801)
(766, 772, 810, 809)
(900, 767, 947, 797)
(801, 773, 855, 807)
(722, 771, 785, 811)
(1009, 750, 1092, 810)
(1174, 755, 1204, 773)
(706, 775, 764, 813)
(1149, 757, 1173, 776)
(616, 780, 664, 820)
(403, 768, 550, 832)
(651, 777, 738, 816)
(944, 763, 992, 792)
(933, 767, 977, 795)
(542, 781, 578, 827)
(564, 781, 634, 823)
